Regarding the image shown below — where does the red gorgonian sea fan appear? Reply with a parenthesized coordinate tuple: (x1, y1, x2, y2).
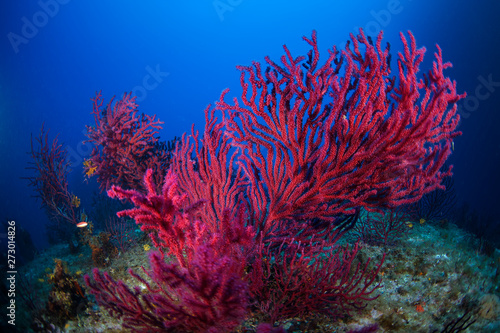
(216, 29, 463, 239)
(86, 169, 254, 332)
(85, 29, 463, 331)
(85, 91, 163, 191)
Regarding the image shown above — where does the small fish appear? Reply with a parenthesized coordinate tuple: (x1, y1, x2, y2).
(406, 222, 413, 228)
(419, 218, 426, 224)
(77, 221, 88, 228)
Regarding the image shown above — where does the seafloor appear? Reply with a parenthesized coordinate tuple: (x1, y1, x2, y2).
(17, 218, 500, 333)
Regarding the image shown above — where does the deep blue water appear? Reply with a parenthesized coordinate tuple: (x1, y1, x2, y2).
(0, 0, 499, 250)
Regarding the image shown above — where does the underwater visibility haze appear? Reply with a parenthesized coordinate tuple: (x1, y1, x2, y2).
(0, 0, 499, 332)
